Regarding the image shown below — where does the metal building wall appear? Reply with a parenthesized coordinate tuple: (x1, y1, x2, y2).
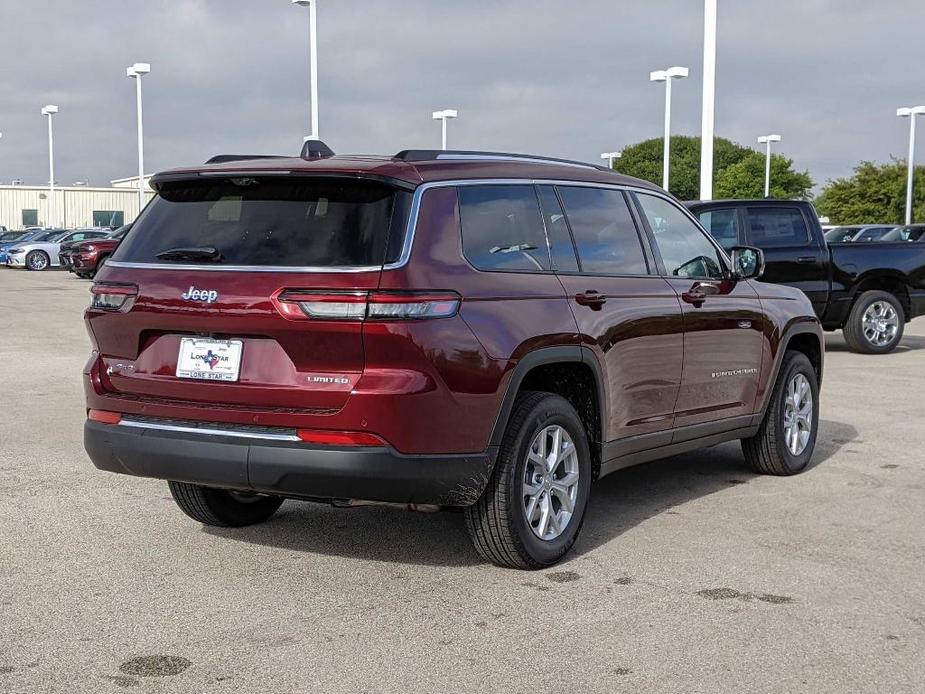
(0, 185, 155, 229)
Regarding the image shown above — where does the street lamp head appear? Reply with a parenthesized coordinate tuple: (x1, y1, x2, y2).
(651, 66, 689, 82)
(758, 134, 782, 144)
(127, 62, 151, 77)
(41, 105, 58, 116)
(291, 0, 312, 6)
(897, 106, 925, 117)
(601, 151, 622, 160)
(433, 109, 458, 120)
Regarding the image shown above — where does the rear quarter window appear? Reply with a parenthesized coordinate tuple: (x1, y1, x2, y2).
(457, 185, 551, 272)
(114, 178, 411, 267)
(747, 207, 810, 248)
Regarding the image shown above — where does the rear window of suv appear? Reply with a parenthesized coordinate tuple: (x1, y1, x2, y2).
(114, 178, 411, 267)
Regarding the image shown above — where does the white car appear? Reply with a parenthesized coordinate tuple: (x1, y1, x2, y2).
(6, 228, 112, 271)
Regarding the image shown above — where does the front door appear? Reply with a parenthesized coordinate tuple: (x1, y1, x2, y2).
(540, 185, 684, 442)
(634, 193, 767, 431)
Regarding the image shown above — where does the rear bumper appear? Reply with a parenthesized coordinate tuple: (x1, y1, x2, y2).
(84, 419, 496, 507)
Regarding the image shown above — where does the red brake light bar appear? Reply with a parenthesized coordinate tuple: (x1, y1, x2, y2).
(88, 409, 122, 425)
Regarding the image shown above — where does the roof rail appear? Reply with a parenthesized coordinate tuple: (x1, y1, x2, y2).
(301, 140, 336, 160)
(394, 149, 607, 171)
(204, 154, 289, 165)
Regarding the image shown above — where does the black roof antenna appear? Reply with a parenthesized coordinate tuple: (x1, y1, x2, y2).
(301, 140, 336, 160)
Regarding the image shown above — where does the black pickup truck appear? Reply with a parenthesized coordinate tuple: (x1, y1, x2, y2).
(686, 199, 925, 354)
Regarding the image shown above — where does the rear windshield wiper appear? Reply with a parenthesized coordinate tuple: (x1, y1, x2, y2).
(155, 247, 224, 263)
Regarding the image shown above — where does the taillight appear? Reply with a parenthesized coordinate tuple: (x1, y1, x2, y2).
(274, 290, 460, 321)
(296, 429, 387, 447)
(89, 283, 138, 311)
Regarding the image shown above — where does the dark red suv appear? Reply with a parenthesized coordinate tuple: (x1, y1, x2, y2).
(83, 144, 823, 568)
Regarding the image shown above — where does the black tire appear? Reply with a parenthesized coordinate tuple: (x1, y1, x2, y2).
(843, 290, 905, 354)
(90, 255, 108, 279)
(25, 250, 50, 271)
(168, 482, 284, 527)
(742, 351, 819, 476)
(464, 391, 592, 569)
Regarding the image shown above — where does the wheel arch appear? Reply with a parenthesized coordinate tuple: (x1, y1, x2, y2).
(488, 346, 606, 479)
(758, 320, 824, 417)
(849, 272, 912, 321)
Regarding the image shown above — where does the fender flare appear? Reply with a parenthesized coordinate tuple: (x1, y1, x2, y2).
(756, 319, 825, 419)
(488, 345, 607, 449)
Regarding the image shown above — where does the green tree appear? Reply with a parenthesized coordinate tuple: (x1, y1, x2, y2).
(715, 152, 814, 200)
(815, 159, 925, 225)
(611, 135, 813, 201)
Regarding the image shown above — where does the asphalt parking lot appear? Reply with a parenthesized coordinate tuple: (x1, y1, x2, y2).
(1, 268, 923, 693)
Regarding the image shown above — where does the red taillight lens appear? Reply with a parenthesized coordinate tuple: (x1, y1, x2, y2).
(88, 409, 122, 425)
(89, 283, 138, 311)
(296, 429, 387, 447)
(273, 290, 460, 321)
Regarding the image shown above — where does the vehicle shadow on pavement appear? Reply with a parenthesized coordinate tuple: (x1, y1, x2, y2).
(203, 419, 857, 568)
(824, 334, 925, 353)
(573, 418, 857, 560)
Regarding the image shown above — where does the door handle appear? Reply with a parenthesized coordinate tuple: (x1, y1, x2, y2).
(575, 291, 607, 309)
(682, 282, 720, 305)
(797, 256, 817, 264)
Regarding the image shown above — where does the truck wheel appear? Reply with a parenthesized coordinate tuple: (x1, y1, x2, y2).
(464, 391, 592, 569)
(843, 290, 904, 354)
(90, 256, 108, 279)
(168, 481, 284, 527)
(742, 351, 819, 476)
(25, 250, 50, 271)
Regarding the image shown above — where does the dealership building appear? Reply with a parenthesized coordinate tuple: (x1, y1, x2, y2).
(0, 176, 154, 230)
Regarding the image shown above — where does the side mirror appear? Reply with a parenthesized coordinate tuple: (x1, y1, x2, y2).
(730, 246, 765, 280)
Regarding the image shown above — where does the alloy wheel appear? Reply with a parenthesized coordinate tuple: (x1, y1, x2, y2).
(27, 252, 48, 271)
(522, 425, 580, 541)
(782, 373, 813, 456)
(862, 301, 899, 347)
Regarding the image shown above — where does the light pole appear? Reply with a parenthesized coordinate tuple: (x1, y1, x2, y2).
(41, 105, 58, 228)
(292, 0, 320, 141)
(757, 134, 781, 198)
(126, 62, 151, 211)
(433, 109, 458, 150)
(897, 106, 925, 225)
(650, 66, 689, 190)
(600, 151, 622, 169)
(700, 0, 718, 200)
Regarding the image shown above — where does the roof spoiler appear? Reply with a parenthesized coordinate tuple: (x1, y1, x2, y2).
(301, 140, 336, 160)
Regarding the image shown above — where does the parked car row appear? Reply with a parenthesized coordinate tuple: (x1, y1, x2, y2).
(824, 224, 925, 243)
(0, 225, 129, 276)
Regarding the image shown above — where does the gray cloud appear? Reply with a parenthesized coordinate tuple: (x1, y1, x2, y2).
(1, 0, 923, 190)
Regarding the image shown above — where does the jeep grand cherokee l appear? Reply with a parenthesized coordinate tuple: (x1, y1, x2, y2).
(83, 144, 823, 569)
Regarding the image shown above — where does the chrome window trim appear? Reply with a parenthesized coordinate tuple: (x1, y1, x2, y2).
(119, 419, 302, 442)
(105, 177, 729, 275)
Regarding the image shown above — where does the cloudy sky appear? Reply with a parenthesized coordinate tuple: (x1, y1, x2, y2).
(1, 0, 923, 190)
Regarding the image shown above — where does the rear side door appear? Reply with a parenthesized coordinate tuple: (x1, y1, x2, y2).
(543, 184, 684, 442)
(743, 204, 828, 316)
(634, 193, 767, 430)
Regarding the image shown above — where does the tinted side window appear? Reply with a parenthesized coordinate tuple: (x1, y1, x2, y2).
(747, 207, 810, 248)
(536, 186, 578, 272)
(557, 186, 648, 275)
(697, 208, 739, 250)
(458, 185, 550, 272)
(637, 194, 724, 279)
